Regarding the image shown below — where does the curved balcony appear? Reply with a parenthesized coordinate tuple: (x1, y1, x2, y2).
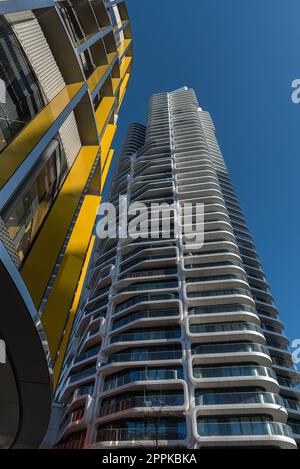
(196, 420, 296, 449)
(188, 321, 265, 344)
(96, 424, 186, 446)
(110, 328, 181, 344)
(103, 368, 183, 393)
(114, 281, 178, 296)
(195, 392, 286, 421)
(98, 393, 185, 418)
(186, 273, 247, 284)
(107, 348, 182, 365)
(192, 364, 278, 392)
(192, 342, 271, 367)
(283, 398, 300, 416)
(186, 287, 255, 309)
(112, 308, 180, 331)
(114, 293, 179, 315)
(120, 253, 177, 273)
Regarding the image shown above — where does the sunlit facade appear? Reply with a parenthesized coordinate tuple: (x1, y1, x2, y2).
(0, 0, 132, 448)
(52, 87, 300, 449)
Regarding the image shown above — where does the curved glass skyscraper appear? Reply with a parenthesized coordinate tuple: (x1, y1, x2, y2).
(53, 87, 300, 449)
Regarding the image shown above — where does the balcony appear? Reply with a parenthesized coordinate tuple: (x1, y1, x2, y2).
(114, 293, 178, 314)
(107, 349, 182, 364)
(69, 365, 96, 385)
(187, 288, 252, 299)
(120, 253, 176, 272)
(197, 420, 295, 444)
(112, 308, 179, 330)
(115, 281, 178, 295)
(189, 304, 257, 316)
(194, 365, 276, 380)
(104, 368, 183, 391)
(192, 342, 270, 357)
(96, 425, 186, 443)
(110, 329, 181, 344)
(190, 322, 262, 335)
(98, 394, 185, 417)
(119, 268, 177, 280)
(73, 346, 100, 365)
(196, 391, 283, 407)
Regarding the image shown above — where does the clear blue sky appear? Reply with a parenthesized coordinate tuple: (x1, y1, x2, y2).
(113, 0, 300, 342)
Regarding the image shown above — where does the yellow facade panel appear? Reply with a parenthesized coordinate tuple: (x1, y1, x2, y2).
(21, 146, 99, 307)
(101, 149, 115, 193)
(112, 77, 121, 95)
(52, 235, 96, 389)
(0, 83, 84, 189)
(100, 123, 117, 169)
(117, 72, 130, 111)
(118, 38, 132, 58)
(87, 63, 110, 94)
(95, 96, 116, 135)
(120, 56, 132, 79)
(42, 194, 101, 361)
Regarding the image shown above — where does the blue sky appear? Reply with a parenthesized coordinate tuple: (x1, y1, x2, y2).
(113, 0, 300, 342)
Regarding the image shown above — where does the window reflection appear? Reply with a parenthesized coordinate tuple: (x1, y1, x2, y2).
(2, 137, 68, 263)
(0, 17, 44, 151)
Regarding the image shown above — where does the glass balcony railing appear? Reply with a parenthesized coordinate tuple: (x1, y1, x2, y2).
(190, 322, 261, 335)
(189, 304, 257, 316)
(112, 309, 179, 330)
(197, 421, 294, 438)
(276, 376, 300, 390)
(120, 268, 178, 279)
(96, 426, 186, 442)
(104, 368, 183, 391)
(186, 274, 246, 283)
(73, 347, 100, 365)
(116, 281, 178, 294)
(187, 288, 252, 299)
(196, 392, 283, 407)
(121, 242, 175, 260)
(121, 254, 175, 272)
(76, 384, 94, 397)
(110, 329, 181, 344)
(115, 294, 178, 314)
(69, 366, 96, 385)
(283, 399, 300, 412)
(98, 394, 184, 417)
(107, 349, 182, 364)
(271, 356, 294, 368)
(84, 298, 107, 314)
(193, 365, 276, 380)
(192, 342, 270, 356)
(289, 422, 300, 435)
(90, 286, 110, 301)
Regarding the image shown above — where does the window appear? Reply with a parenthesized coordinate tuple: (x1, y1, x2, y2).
(2, 137, 67, 263)
(0, 17, 44, 151)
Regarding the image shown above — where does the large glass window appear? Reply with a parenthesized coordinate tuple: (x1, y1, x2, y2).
(2, 137, 67, 263)
(0, 18, 44, 151)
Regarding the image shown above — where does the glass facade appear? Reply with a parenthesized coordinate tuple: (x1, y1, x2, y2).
(2, 137, 67, 263)
(0, 17, 44, 151)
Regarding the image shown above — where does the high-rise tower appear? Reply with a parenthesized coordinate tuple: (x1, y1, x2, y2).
(0, 0, 133, 448)
(53, 87, 300, 449)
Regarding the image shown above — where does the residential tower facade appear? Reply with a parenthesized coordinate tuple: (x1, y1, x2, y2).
(53, 87, 300, 449)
